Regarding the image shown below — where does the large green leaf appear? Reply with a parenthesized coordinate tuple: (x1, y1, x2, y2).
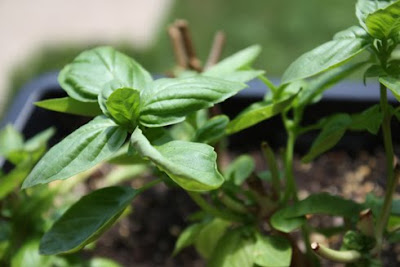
(379, 75, 400, 101)
(204, 45, 261, 77)
(297, 62, 367, 107)
(302, 114, 352, 163)
(349, 105, 383, 134)
(194, 115, 229, 144)
(131, 128, 224, 191)
(365, 1, 400, 38)
(208, 228, 256, 267)
(0, 125, 24, 158)
(58, 46, 152, 102)
(224, 155, 255, 186)
(282, 26, 370, 84)
(139, 76, 246, 127)
(40, 186, 136, 255)
(22, 116, 127, 188)
(106, 88, 141, 130)
(226, 94, 296, 135)
(253, 233, 292, 267)
(356, 0, 395, 29)
(194, 218, 231, 259)
(270, 193, 363, 233)
(35, 97, 102, 117)
(11, 240, 54, 267)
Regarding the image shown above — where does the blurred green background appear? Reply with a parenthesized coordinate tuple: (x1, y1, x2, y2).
(8, 0, 357, 109)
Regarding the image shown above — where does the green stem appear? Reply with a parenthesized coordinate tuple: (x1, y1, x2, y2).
(311, 242, 361, 263)
(375, 83, 396, 254)
(187, 191, 245, 222)
(261, 142, 281, 200)
(259, 75, 278, 94)
(283, 130, 298, 202)
(138, 178, 163, 193)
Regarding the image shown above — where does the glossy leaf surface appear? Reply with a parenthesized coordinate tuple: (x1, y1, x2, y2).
(282, 26, 370, 84)
(139, 76, 245, 127)
(379, 76, 400, 101)
(106, 88, 140, 130)
(253, 233, 292, 267)
(58, 46, 152, 102)
(194, 115, 229, 144)
(40, 186, 137, 255)
(356, 0, 395, 29)
(131, 128, 224, 191)
(365, 1, 400, 38)
(270, 193, 363, 233)
(35, 97, 102, 117)
(22, 116, 127, 188)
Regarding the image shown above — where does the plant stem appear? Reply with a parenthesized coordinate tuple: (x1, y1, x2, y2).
(375, 83, 396, 254)
(138, 178, 163, 193)
(283, 130, 298, 202)
(187, 191, 245, 222)
(261, 142, 281, 200)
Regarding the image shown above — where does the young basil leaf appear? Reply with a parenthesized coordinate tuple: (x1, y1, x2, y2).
(194, 218, 231, 259)
(173, 223, 205, 256)
(282, 26, 370, 84)
(270, 193, 363, 233)
(131, 128, 224, 191)
(365, 1, 400, 39)
(302, 114, 352, 163)
(226, 94, 297, 135)
(213, 70, 265, 83)
(40, 186, 137, 255)
(297, 62, 368, 107)
(356, 0, 395, 30)
(139, 76, 246, 127)
(35, 97, 102, 117)
(208, 227, 256, 267)
(224, 155, 255, 186)
(170, 121, 196, 141)
(22, 116, 127, 189)
(349, 105, 383, 134)
(58, 46, 152, 102)
(253, 233, 292, 267)
(0, 125, 24, 158)
(105, 88, 141, 130)
(194, 115, 229, 144)
(379, 75, 400, 101)
(204, 45, 261, 77)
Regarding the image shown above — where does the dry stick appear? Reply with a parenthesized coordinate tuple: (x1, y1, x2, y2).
(204, 31, 226, 70)
(175, 19, 202, 71)
(167, 25, 188, 69)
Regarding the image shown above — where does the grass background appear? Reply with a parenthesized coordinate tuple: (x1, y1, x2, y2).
(6, 0, 358, 111)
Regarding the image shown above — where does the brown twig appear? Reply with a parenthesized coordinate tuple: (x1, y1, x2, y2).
(205, 31, 226, 70)
(174, 20, 202, 71)
(167, 25, 188, 69)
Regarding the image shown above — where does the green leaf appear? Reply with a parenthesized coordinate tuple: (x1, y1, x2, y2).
(139, 76, 246, 127)
(356, 0, 395, 29)
(194, 115, 229, 144)
(12, 240, 54, 267)
(22, 116, 127, 188)
(349, 105, 383, 134)
(297, 62, 368, 107)
(204, 45, 261, 77)
(253, 233, 292, 267)
(40, 186, 137, 255)
(88, 258, 123, 267)
(282, 26, 370, 84)
(58, 46, 152, 102)
(173, 223, 204, 256)
(194, 218, 231, 259)
(208, 228, 255, 267)
(131, 128, 224, 191)
(270, 193, 363, 233)
(224, 155, 255, 186)
(226, 94, 297, 135)
(365, 1, 400, 39)
(0, 125, 24, 158)
(379, 75, 400, 101)
(215, 70, 265, 83)
(0, 160, 32, 200)
(170, 121, 196, 141)
(35, 97, 102, 117)
(105, 88, 141, 130)
(302, 114, 352, 163)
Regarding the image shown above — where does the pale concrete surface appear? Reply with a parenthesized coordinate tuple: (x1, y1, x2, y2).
(0, 0, 173, 115)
